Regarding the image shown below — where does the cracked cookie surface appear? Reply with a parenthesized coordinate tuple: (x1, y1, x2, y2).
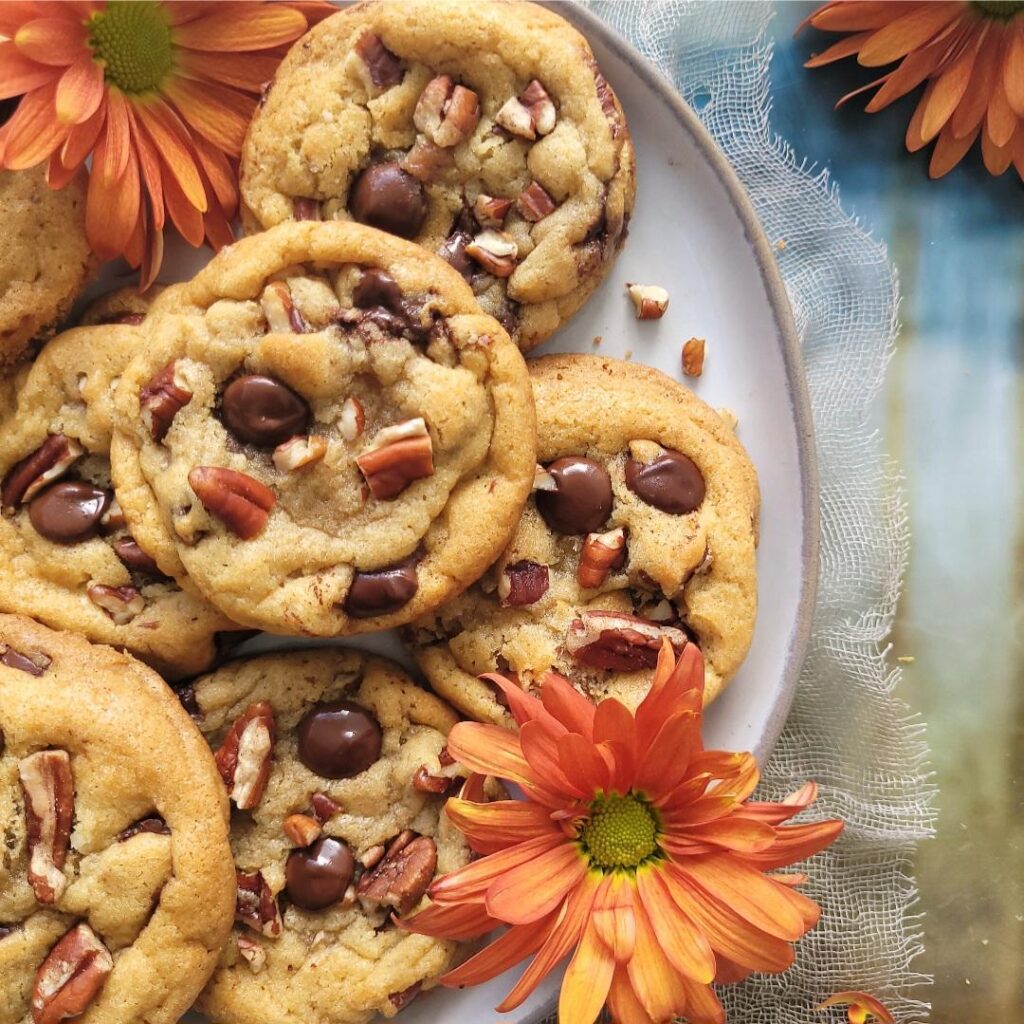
(110, 221, 536, 636)
(406, 354, 760, 724)
(0, 167, 93, 368)
(189, 648, 471, 1024)
(0, 325, 239, 679)
(0, 615, 235, 1024)
(240, 0, 635, 351)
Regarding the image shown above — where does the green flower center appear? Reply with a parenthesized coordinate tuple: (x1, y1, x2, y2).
(578, 793, 660, 870)
(971, 1, 1024, 18)
(88, 1, 173, 95)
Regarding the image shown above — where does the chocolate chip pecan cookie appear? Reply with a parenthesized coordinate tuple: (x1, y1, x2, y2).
(407, 354, 760, 723)
(0, 166, 94, 367)
(0, 324, 239, 680)
(188, 648, 471, 1024)
(240, 0, 635, 351)
(110, 220, 536, 636)
(0, 614, 236, 1024)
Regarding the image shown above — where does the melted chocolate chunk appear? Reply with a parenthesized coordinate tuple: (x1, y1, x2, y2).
(112, 536, 165, 577)
(0, 924, 14, 940)
(28, 481, 109, 544)
(175, 684, 201, 720)
(354, 268, 403, 311)
(0, 646, 49, 676)
(297, 700, 383, 779)
(438, 232, 473, 280)
(625, 450, 705, 515)
(535, 457, 612, 535)
(221, 375, 310, 448)
(350, 162, 427, 239)
(343, 553, 420, 618)
(117, 817, 170, 842)
(285, 837, 355, 910)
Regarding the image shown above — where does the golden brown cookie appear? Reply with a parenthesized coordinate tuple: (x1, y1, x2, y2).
(240, 0, 635, 351)
(0, 615, 236, 1024)
(0, 325, 240, 680)
(0, 167, 93, 367)
(406, 354, 760, 723)
(110, 221, 537, 636)
(189, 648, 471, 1024)
(77, 284, 166, 327)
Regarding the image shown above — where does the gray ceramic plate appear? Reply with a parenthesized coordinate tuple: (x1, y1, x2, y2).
(83, 4, 818, 1021)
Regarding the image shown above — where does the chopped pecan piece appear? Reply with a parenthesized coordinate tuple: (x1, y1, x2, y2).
(466, 229, 518, 277)
(261, 280, 309, 334)
(389, 982, 422, 1012)
(682, 337, 706, 377)
(532, 464, 557, 492)
(283, 813, 322, 847)
(340, 397, 365, 442)
(272, 435, 327, 473)
(517, 180, 558, 222)
(413, 766, 455, 794)
(521, 79, 557, 135)
(235, 869, 282, 937)
(626, 283, 670, 320)
(140, 361, 192, 442)
(236, 934, 267, 973)
(2, 434, 84, 512)
(473, 194, 513, 229)
(292, 197, 321, 221)
(400, 137, 453, 183)
(494, 96, 536, 140)
(352, 30, 403, 94)
(356, 831, 437, 915)
(498, 560, 550, 607)
(19, 750, 73, 904)
(31, 923, 112, 1024)
(577, 527, 627, 589)
(1, 644, 51, 676)
(214, 701, 276, 811)
(189, 466, 276, 539)
(117, 816, 170, 842)
(87, 583, 145, 625)
(356, 418, 434, 500)
(414, 76, 480, 147)
(99, 497, 126, 533)
(310, 792, 342, 823)
(594, 72, 623, 137)
(565, 611, 688, 671)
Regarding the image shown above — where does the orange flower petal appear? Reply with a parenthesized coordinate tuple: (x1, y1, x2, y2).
(100, 89, 131, 185)
(0, 41, 60, 98)
(442, 918, 551, 989)
(678, 973, 726, 1024)
(122, 204, 146, 269)
(713, 954, 751, 984)
(162, 159, 209, 247)
(133, 98, 207, 211)
(0, 4, 57, 39)
(626, 896, 690, 1023)
(59, 99, 104, 170)
(982, 121, 1015, 174)
(202, 192, 237, 252)
(805, 31, 873, 69)
(539, 671, 596, 739)
(741, 819, 845, 870)
(176, 49, 282, 93)
(675, 816, 777, 854)
(45, 150, 80, 190)
(949, 30, 1000, 136)
(920, 42, 976, 141)
(632, 709, 700, 800)
(635, 865, 715, 984)
(864, 37, 947, 114)
(485, 838, 586, 924)
(430, 833, 564, 904)
(808, 2, 920, 33)
(906, 80, 937, 151)
(497, 876, 599, 1012)
(1, 80, 67, 169)
(591, 873, 636, 964)
(173, 6, 307, 52)
(162, 74, 255, 157)
(446, 722, 537, 788)
(401, 900, 498, 940)
(55, 54, 103, 125)
(987, 79, 1017, 148)
(819, 990, 895, 1024)
(594, 697, 637, 753)
(635, 641, 702, 749)
(520, 721, 588, 799)
(127, 106, 164, 230)
(1003, 20, 1024, 117)
(14, 17, 87, 66)
(443, 797, 560, 855)
(86, 134, 140, 261)
(557, 731, 611, 794)
(857, 4, 962, 68)
(607, 966, 655, 1024)
(737, 781, 819, 824)
(557, 918, 615, 1024)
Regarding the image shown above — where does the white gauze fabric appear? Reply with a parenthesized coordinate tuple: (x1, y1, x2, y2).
(541, 2, 937, 1022)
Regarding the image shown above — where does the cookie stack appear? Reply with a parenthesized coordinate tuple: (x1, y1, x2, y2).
(0, 3, 760, 1024)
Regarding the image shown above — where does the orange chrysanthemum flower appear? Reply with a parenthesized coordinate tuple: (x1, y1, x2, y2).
(819, 990, 895, 1024)
(405, 642, 843, 1024)
(803, 1, 1024, 181)
(0, 0, 334, 286)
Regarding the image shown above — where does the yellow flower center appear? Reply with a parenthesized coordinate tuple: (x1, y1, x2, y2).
(88, 1, 173, 95)
(579, 793, 659, 870)
(971, 1, 1024, 17)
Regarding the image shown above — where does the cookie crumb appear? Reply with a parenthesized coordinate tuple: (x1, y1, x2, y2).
(775, 239, 787, 251)
(623, 349, 633, 360)
(682, 337, 706, 378)
(592, 335, 602, 347)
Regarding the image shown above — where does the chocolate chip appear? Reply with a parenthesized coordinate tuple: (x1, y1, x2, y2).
(297, 700, 383, 779)
(535, 457, 613, 535)
(350, 163, 427, 239)
(625, 450, 706, 515)
(117, 817, 170, 842)
(438, 231, 473, 280)
(112, 536, 164, 577)
(343, 554, 420, 618)
(285, 836, 355, 911)
(354, 269, 403, 311)
(0, 646, 50, 676)
(221, 375, 310, 448)
(355, 31, 403, 91)
(175, 684, 201, 720)
(28, 481, 109, 544)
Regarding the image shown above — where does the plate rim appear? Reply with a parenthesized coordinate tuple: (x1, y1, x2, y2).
(559, 0, 820, 765)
